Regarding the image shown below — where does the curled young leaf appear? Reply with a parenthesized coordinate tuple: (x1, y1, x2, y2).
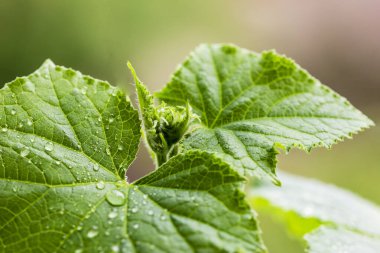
(128, 62, 197, 166)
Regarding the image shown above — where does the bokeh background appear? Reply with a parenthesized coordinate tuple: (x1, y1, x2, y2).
(1, 1, 379, 252)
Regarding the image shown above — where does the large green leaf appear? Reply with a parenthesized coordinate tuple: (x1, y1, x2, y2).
(249, 172, 380, 253)
(157, 44, 373, 184)
(0, 62, 266, 253)
(133, 150, 266, 253)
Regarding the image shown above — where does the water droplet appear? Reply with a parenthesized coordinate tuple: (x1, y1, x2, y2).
(111, 245, 119, 252)
(12, 186, 17, 192)
(26, 119, 33, 126)
(10, 109, 16, 115)
(87, 229, 99, 238)
(1, 127, 8, 132)
(18, 122, 23, 128)
(160, 215, 167, 221)
(98, 116, 102, 122)
(109, 117, 114, 123)
(44, 142, 54, 152)
(132, 224, 139, 229)
(96, 181, 105, 190)
(117, 144, 123, 151)
(93, 164, 100, 171)
(131, 207, 139, 213)
(20, 148, 30, 157)
(108, 210, 118, 219)
(106, 148, 111, 155)
(106, 189, 126, 206)
(147, 210, 154, 216)
(74, 249, 83, 253)
(30, 138, 35, 143)
(55, 161, 61, 165)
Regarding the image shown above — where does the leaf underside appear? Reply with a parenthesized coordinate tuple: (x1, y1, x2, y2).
(157, 44, 373, 184)
(250, 172, 380, 253)
(0, 61, 266, 253)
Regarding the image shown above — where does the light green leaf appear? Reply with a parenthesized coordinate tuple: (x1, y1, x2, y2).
(249, 172, 380, 252)
(0, 62, 265, 252)
(306, 227, 380, 253)
(157, 44, 373, 184)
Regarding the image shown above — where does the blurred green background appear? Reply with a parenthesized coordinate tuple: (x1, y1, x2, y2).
(1, 1, 379, 252)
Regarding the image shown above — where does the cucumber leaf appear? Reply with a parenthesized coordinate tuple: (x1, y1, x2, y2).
(157, 44, 374, 184)
(250, 172, 380, 253)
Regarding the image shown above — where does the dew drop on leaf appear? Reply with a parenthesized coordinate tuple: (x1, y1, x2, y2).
(147, 210, 154, 216)
(1, 127, 8, 132)
(10, 109, 16, 115)
(87, 229, 99, 238)
(106, 189, 126, 206)
(132, 224, 139, 229)
(108, 210, 118, 219)
(131, 207, 139, 213)
(44, 142, 54, 152)
(111, 245, 119, 252)
(96, 181, 105, 190)
(93, 164, 100, 171)
(26, 118, 33, 126)
(20, 148, 30, 157)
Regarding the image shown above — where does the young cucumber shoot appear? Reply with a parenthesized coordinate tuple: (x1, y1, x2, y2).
(0, 44, 376, 253)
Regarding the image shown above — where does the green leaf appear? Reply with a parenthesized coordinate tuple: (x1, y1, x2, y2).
(306, 227, 380, 253)
(134, 150, 266, 253)
(157, 44, 374, 184)
(249, 172, 380, 253)
(0, 60, 141, 179)
(0, 62, 266, 252)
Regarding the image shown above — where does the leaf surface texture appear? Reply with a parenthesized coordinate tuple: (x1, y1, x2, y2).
(157, 44, 373, 184)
